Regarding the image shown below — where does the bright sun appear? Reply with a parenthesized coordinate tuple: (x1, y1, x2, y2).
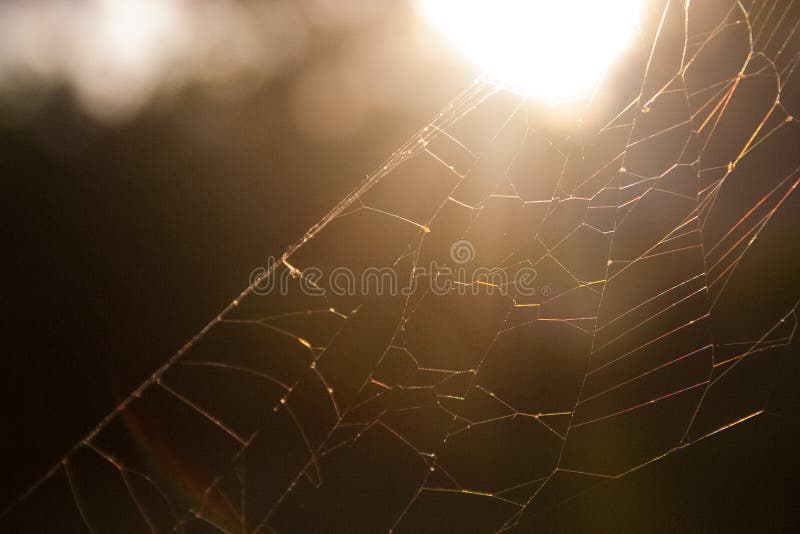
(418, 0, 645, 103)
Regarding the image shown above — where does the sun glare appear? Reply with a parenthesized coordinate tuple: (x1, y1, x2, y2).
(97, 0, 179, 67)
(418, 0, 645, 103)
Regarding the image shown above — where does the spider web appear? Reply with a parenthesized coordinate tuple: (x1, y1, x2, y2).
(4, 0, 800, 531)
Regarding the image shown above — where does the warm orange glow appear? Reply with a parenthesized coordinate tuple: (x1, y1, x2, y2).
(418, 0, 645, 103)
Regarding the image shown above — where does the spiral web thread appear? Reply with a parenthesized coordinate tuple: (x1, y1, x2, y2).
(4, 0, 800, 531)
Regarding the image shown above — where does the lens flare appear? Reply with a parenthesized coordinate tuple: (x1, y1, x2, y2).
(418, 0, 644, 102)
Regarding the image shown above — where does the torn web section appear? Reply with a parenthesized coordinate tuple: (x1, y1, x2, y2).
(0, 80, 504, 533)
(4, 1, 800, 531)
(259, 88, 530, 532)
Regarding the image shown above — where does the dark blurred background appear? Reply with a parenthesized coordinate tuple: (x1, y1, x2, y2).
(0, 0, 471, 514)
(1, 0, 799, 531)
